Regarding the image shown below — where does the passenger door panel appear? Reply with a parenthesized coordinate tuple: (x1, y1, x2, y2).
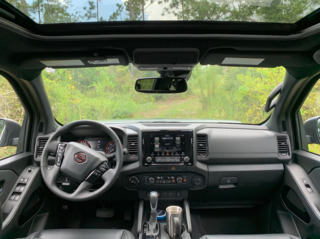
(283, 159, 320, 238)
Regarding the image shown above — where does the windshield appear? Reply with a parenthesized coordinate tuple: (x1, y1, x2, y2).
(42, 65, 284, 124)
(4, 0, 320, 24)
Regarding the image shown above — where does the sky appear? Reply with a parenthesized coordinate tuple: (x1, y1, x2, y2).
(25, 0, 177, 22)
(18, 0, 320, 23)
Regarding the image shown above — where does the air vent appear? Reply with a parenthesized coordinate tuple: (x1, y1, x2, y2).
(197, 134, 208, 158)
(277, 136, 290, 157)
(36, 137, 49, 158)
(128, 135, 138, 160)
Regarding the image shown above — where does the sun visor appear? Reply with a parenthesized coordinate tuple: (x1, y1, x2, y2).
(19, 50, 129, 69)
(133, 49, 199, 71)
(201, 49, 315, 67)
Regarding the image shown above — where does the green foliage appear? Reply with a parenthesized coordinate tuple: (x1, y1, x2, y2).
(83, 0, 97, 21)
(0, 76, 25, 124)
(300, 80, 320, 123)
(42, 65, 285, 124)
(0, 76, 25, 159)
(5, 0, 319, 23)
(109, 0, 155, 21)
(160, 0, 318, 22)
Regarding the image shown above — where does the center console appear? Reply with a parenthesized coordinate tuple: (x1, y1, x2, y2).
(126, 130, 206, 198)
(138, 191, 192, 239)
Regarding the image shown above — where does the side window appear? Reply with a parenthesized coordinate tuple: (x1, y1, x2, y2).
(0, 75, 25, 159)
(300, 79, 320, 155)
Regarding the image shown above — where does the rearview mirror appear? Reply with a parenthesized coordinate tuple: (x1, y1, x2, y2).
(0, 118, 21, 147)
(135, 77, 187, 93)
(304, 116, 320, 144)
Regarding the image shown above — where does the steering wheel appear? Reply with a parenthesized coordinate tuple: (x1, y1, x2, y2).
(40, 120, 123, 202)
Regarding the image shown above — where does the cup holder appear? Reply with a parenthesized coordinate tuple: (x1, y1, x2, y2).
(164, 225, 185, 235)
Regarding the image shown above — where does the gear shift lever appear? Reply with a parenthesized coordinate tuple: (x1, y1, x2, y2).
(149, 191, 159, 232)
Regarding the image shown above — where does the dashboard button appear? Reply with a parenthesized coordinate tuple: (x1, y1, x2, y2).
(146, 157, 153, 163)
(129, 176, 140, 187)
(193, 176, 203, 186)
(176, 177, 183, 184)
(183, 156, 190, 163)
(148, 177, 155, 184)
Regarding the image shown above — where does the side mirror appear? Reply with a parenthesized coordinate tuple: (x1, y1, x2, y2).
(304, 116, 320, 144)
(0, 118, 21, 147)
(135, 77, 187, 93)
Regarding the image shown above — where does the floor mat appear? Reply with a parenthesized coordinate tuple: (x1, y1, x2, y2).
(191, 207, 269, 237)
(55, 201, 134, 231)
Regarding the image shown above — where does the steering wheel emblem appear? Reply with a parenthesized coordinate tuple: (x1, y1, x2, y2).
(74, 152, 87, 163)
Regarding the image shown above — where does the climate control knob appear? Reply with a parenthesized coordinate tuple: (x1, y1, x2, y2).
(176, 177, 183, 184)
(146, 157, 153, 163)
(183, 156, 190, 163)
(148, 177, 155, 184)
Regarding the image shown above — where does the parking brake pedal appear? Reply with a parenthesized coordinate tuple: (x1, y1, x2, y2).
(96, 208, 114, 218)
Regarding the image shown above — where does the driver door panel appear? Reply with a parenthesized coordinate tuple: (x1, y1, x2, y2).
(0, 154, 43, 239)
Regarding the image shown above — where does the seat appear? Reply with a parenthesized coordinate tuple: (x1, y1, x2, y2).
(200, 234, 300, 239)
(26, 229, 135, 239)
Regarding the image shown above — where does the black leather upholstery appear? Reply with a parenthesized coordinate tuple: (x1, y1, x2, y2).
(26, 229, 135, 239)
(200, 234, 300, 239)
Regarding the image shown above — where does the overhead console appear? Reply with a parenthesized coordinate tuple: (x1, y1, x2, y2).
(142, 130, 193, 166)
(133, 48, 199, 71)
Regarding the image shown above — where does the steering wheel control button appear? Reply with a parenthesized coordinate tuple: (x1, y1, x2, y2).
(56, 143, 67, 167)
(85, 170, 102, 184)
(85, 162, 110, 184)
(74, 152, 87, 164)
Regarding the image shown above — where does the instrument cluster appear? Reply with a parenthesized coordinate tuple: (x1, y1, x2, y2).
(76, 137, 118, 154)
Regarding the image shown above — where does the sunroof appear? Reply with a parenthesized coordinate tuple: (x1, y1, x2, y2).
(3, 0, 320, 24)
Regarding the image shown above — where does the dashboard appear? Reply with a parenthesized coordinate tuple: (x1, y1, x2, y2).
(35, 122, 291, 204)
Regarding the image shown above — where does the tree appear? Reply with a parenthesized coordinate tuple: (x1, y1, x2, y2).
(96, 0, 101, 21)
(41, 0, 78, 24)
(30, 0, 43, 23)
(6, 0, 29, 16)
(161, 0, 258, 21)
(257, 0, 319, 23)
(108, 0, 155, 21)
(83, 0, 97, 21)
(109, 3, 124, 21)
(159, 0, 318, 23)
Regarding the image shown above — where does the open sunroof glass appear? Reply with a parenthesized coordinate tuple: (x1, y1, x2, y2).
(2, 0, 320, 25)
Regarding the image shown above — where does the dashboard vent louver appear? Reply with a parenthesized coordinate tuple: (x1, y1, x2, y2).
(128, 135, 138, 160)
(277, 136, 290, 157)
(197, 134, 208, 158)
(36, 137, 49, 158)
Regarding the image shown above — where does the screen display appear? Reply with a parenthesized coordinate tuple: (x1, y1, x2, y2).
(143, 131, 193, 165)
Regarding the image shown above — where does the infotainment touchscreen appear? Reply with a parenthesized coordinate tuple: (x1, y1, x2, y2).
(142, 131, 193, 166)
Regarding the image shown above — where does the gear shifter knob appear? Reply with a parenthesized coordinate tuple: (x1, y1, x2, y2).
(148, 191, 159, 233)
(150, 191, 158, 211)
